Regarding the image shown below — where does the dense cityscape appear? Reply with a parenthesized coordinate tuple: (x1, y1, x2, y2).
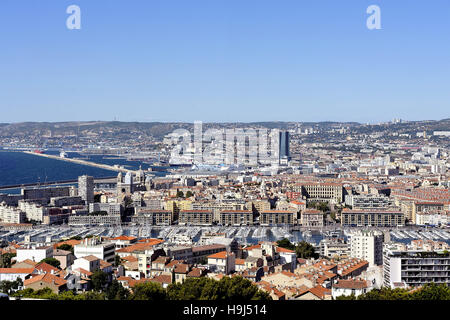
(2, 1, 450, 314)
(0, 119, 449, 301)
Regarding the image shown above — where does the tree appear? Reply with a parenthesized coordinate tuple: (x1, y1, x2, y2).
(40, 258, 61, 269)
(167, 276, 271, 300)
(185, 191, 193, 198)
(276, 238, 295, 251)
(409, 283, 450, 300)
(307, 201, 329, 212)
(0, 278, 23, 294)
(0, 253, 16, 268)
(114, 254, 122, 267)
(129, 282, 166, 300)
(58, 244, 74, 254)
(335, 293, 356, 300)
(295, 241, 318, 259)
(330, 212, 336, 221)
(344, 284, 450, 300)
(91, 270, 109, 292)
(107, 279, 130, 300)
(176, 190, 184, 198)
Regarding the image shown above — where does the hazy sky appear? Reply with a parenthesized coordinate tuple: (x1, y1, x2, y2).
(1, 0, 449, 123)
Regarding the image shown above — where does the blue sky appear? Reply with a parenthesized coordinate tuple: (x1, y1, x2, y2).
(0, 0, 449, 123)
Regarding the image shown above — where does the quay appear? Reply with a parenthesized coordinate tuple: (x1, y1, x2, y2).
(0, 177, 117, 191)
(23, 151, 136, 174)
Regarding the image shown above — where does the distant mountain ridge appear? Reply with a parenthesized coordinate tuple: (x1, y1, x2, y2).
(0, 119, 448, 139)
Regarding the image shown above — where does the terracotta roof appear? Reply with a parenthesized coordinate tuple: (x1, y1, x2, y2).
(276, 246, 295, 253)
(116, 240, 164, 253)
(34, 262, 60, 273)
(122, 255, 138, 263)
(243, 244, 261, 250)
(24, 273, 67, 287)
(207, 251, 228, 259)
(174, 264, 190, 274)
(150, 274, 172, 285)
(54, 239, 82, 248)
(110, 235, 137, 241)
(187, 268, 204, 277)
(235, 259, 245, 265)
(334, 279, 370, 290)
(308, 285, 331, 299)
(0, 268, 34, 274)
(152, 256, 170, 264)
(80, 255, 99, 262)
(13, 259, 37, 267)
(100, 260, 112, 268)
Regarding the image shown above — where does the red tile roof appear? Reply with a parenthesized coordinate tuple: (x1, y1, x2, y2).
(24, 273, 67, 287)
(0, 268, 34, 274)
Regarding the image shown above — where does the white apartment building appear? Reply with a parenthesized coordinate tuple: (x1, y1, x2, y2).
(16, 245, 53, 263)
(383, 242, 450, 288)
(415, 212, 449, 226)
(207, 251, 235, 274)
(72, 255, 101, 272)
(320, 239, 350, 258)
(74, 238, 116, 264)
(0, 203, 26, 224)
(349, 230, 384, 266)
(18, 200, 47, 222)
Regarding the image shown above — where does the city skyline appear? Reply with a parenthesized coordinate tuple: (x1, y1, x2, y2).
(1, 1, 450, 123)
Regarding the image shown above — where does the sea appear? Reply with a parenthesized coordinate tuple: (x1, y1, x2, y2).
(0, 150, 169, 194)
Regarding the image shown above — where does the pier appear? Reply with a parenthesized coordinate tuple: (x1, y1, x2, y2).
(0, 177, 117, 192)
(23, 151, 136, 174)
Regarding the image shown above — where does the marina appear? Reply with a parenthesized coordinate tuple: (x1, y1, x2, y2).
(1, 224, 449, 246)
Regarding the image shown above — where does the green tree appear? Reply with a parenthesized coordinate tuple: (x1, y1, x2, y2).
(295, 241, 318, 259)
(40, 258, 61, 269)
(129, 282, 166, 300)
(107, 279, 130, 300)
(176, 190, 184, 198)
(0, 278, 23, 294)
(167, 276, 271, 300)
(335, 293, 356, 300)
(78, 291, 106, 300)
(91, 270, 109, 292)
(185, 191, 193, 198)
(409, 283, 450, 300)
(57, 244, 74, 254)
(0, 253, 16, 268)
(276, 238, 295, 250)
(330, 212, 336, 221)
(114, 254, 122, 267)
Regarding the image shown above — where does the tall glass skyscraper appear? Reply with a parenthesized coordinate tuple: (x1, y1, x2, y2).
(279, 131, 290, 161)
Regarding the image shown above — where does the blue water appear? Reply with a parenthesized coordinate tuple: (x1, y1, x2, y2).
(0, 151, 116, 188)
(0, 151, 169, 194)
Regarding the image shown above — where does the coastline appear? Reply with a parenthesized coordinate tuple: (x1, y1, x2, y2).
(23, 151, 136, 174)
